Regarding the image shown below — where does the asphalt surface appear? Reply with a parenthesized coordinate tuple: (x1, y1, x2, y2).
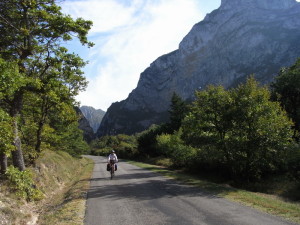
(84, 156, 298, 225)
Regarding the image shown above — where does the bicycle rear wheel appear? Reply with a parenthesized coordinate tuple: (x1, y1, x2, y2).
(110, 165, 115, 179)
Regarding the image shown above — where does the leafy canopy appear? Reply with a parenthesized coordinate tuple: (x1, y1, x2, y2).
(182, 77, 293, 181)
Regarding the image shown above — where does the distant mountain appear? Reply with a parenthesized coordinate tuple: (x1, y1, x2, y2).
(75, 107, 94, 143)
(80, 106, 105, 133)
(97, 0, 300, 136)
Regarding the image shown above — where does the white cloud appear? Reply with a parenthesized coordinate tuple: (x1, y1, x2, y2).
(62, 0, 140, 33)
(61, 0, 212, 111)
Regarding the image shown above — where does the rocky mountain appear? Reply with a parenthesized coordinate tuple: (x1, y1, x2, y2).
(80, 106, 105, 133)
(97, 0, 300, 136)
(75, 107, 95, 143)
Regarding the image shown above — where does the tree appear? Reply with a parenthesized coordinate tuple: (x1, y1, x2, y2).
(0, 58, 25, 173)
(137, 122, 175, 157)
(182, 85, 232, 149)
(182, 77, 294, 181)
(228, 77, 293, 180)
(0, 0, 93, 170)
(271, 58, 300, 138)
(167, 92, 189, 132)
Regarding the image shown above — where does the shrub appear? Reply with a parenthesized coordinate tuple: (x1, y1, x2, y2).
(6, 166, 43, 201)
(156, 130, 196, 168)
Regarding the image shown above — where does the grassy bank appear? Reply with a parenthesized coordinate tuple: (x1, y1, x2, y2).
(128, 160, 300, 224)
(0, 150, 94, 225)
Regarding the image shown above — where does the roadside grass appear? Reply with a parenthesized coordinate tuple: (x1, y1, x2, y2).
(0, 150, 94, 225)
(0, 191, 33, 225)
(36, 151, 94, 225)
(128, 160, 300, 224)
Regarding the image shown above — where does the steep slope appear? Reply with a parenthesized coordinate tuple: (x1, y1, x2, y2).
(80, 106, 105, 133)
(98, 0, 300, 136)
(75, 107, 95, 143)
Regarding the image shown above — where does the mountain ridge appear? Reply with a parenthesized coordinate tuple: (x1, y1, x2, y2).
(80, 106, 105, 133)
(97, 0, 300, 136)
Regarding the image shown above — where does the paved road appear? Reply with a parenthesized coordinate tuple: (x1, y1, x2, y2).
(84, 156, 297, 225)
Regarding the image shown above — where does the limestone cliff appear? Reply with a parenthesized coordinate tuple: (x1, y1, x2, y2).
(97, 0, 300, 136)
(75, 107, 95, 143)
(80, 106, 105, 133)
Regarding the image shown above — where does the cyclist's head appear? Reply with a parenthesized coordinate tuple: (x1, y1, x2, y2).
(111, 150, 115, 153)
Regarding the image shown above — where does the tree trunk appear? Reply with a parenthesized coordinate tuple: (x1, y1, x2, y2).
(12, 117, 25, 171)
(35, 121, 43, 153)
(0, 152, 7, 175)
(10, 91, 25, 171)
(35, 96, 49, 154)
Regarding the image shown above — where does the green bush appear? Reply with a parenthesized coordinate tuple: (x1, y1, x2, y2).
(137, 124, 170, 157)
(6, 166, 43, 201)
(156, 130, 196, 168)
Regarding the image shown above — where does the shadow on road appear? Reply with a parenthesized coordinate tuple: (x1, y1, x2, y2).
(86, 170, 227, 202)
(84, 155, 237, 204)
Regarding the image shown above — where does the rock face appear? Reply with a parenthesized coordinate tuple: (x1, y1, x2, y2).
(97, 0, 300, 136)
(75, 107, 95, 143)
(80, 106, 105, 133)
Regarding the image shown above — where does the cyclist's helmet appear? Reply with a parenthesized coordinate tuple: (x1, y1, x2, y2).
(111, 150, 115, 153)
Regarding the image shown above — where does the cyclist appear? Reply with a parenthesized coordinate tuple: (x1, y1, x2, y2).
(107, 150, 118, 171)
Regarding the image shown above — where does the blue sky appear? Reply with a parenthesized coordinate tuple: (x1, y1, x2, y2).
(60, 0, 222, 111)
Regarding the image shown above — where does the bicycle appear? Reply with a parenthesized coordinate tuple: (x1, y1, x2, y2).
(109, 160, 116, 179)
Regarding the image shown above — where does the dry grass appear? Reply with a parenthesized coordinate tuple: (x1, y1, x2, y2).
(0, 150, 94, 225)
(35, 151, 94, 225)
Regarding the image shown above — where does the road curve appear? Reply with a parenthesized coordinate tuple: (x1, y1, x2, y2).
(84, 156, 297, 225)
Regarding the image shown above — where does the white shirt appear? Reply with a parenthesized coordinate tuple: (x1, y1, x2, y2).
(108, 153, 118, 162)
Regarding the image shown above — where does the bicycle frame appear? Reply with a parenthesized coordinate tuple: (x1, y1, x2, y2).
(110, 160, 115, 179)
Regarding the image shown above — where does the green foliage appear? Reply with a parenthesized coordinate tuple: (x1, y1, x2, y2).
(271, 58, 300, 137)
(6, 166, 43, 201)
(167, 93, 189, 132)
(61, 126, 90, 156)
(19, 96, 89, 159)
(48, 122, 90, 157)
(0, 0, 93, 171)
(0, 59, 25, 100)
(228, 78, 293, 179)
(133, 65, 300, 184)
(0, 109, 14, 155)
(156, 130, 196, 168)
(182, 85, 231, 147)
(182, 77, 294, 181)
(91, 134, 138, 159)
(0, 0, 93, 60)
(285, 143, 300, 180)
(137, 124, 170, 157)
(137, 93, 188, 160)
